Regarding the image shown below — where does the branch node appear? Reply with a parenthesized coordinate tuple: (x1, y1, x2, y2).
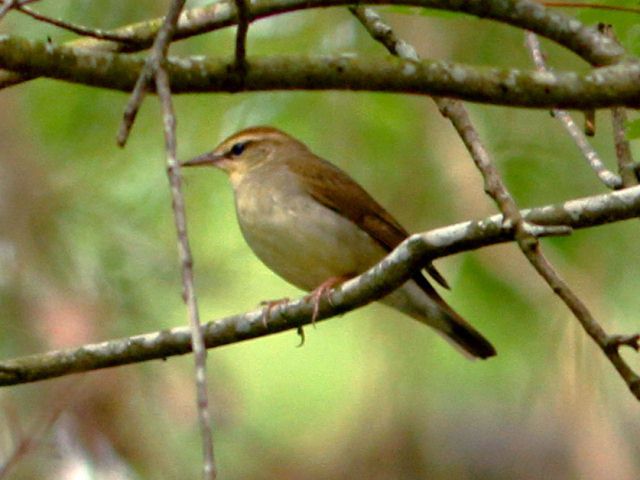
(606, 333, 640, 353)
(584, 110, 596, 136)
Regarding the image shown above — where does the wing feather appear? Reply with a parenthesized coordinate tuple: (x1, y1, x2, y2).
(286, 154, 450, 289)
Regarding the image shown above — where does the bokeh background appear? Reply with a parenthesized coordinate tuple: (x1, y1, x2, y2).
(0, 1, 639, 478)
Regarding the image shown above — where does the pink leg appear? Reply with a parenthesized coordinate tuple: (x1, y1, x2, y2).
(306, 275, 352, 326)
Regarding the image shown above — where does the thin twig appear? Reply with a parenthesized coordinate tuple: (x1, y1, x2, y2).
(116, 0, 187, 147)
(542, 1, 640, 14)
(0, 409, 62, 478)
(0, 0, 18, 22)
(351, 6, 640, 400)
(157, 65, 216, 480)
(16, 5, 139, 44)
(525, 31, 622, 190)
(518, 238, 640, 399)
(0, 380, 82, 478)
(597, 24, 639, 188)
(611, 108, 639, 187)
(117, 0, 216, 476)
(607, 333, 640, 351)
(233, 0, 249, 74)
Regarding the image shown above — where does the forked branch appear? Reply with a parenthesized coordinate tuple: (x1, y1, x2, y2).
(351, 6, 640, 401)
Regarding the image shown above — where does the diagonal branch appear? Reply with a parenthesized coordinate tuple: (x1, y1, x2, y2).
(0, 0, 18, 22)
(0, 185, 639, 389)
(116, 0, 187, 147)
(351, 6, 640, 401)
(0, 380, 79, 478)
(525, 31, 622, 190)
(523, 244, 640, 399)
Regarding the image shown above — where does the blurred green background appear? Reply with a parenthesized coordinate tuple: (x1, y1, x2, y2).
(0, 1, 639, 478)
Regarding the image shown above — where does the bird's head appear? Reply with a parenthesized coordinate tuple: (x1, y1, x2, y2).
(182, 126, 308, 184)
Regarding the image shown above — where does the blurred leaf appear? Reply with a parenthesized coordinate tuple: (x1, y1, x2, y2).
(382, 5, 461, 20)
(574, 0, 640, 51)
(625, 117, 640, 139)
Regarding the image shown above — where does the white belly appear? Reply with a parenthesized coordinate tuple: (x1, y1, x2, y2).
(234, 174, 385, 291)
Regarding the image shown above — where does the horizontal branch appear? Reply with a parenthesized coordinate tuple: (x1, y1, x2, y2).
(1, 184, 639, 387)
(0, 34, 639, 108)
(8, 0, 628, 62)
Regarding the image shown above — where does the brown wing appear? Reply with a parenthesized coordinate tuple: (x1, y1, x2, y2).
(286, 154, 450, 289)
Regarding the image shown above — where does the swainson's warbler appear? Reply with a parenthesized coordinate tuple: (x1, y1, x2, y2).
(183, 126, 496, 359)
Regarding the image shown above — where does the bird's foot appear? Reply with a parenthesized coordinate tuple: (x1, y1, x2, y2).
(259, 298, 290, 328)
(305, 276, 350, 327)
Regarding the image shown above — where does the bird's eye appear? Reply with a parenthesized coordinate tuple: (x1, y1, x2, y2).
(230, 142, 246, 156)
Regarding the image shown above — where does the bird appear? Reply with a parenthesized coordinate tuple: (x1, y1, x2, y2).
(182, 126, 496, 359)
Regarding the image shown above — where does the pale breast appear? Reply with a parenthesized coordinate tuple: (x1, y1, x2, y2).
(233, 169, 386, 291)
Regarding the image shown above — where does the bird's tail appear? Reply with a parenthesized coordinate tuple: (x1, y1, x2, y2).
(381, 280, 496, 359)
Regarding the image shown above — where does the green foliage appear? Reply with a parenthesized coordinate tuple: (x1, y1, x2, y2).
(625, 117, 640, 139)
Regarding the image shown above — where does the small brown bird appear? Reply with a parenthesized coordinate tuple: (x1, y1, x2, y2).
(183, 126, 496, 359)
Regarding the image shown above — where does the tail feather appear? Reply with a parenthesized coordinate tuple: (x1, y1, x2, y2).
(380, 279, 496, 359)
(444, 311, 496, 359)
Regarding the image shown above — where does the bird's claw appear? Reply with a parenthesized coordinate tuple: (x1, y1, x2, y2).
(259, 298, 290, 328)
(296, 325, 306, 347)
(305, 276, 348, 327)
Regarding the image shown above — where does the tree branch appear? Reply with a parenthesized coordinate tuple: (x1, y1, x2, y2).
(0, 184, 639, 388)
(0, 0, 627, 89)
(0, 35, 639, 108)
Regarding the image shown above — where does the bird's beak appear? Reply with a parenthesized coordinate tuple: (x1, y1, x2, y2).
(181, 151, 223, 168)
